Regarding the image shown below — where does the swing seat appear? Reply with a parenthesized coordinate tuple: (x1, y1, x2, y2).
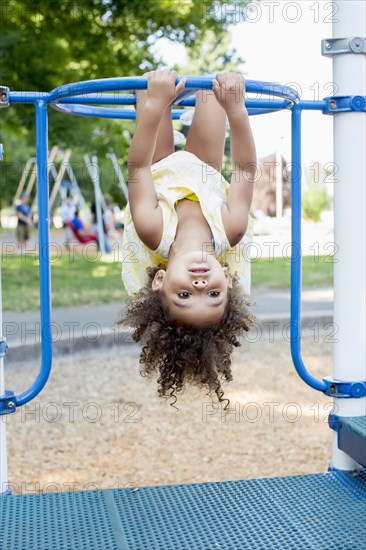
(63, 221, 98, 244)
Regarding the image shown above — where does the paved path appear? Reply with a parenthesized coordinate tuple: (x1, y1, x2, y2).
(1, 219, 334, 360)
(2, 287, 333, 362)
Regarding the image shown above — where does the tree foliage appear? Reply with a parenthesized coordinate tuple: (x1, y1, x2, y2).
(0, 0, 249, 204)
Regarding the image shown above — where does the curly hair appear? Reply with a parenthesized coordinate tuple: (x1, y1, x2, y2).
(119, 263, 256, 409)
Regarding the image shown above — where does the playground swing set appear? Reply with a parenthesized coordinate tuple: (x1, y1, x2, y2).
(1, 3, 366, 547)
(14, 147, 90, 222)
(14, 146, 127, 250)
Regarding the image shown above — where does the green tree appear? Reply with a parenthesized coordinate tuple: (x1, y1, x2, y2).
(0, 0, 250, 204)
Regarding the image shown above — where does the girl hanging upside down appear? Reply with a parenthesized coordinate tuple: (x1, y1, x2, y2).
(119, 69, 257, 408)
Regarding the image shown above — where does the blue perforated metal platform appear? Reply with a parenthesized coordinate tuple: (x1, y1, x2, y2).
(337, 416, 366, 468)
(1, 470, 366, 549)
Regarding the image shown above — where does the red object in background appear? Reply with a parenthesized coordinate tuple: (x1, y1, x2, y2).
(63, 221, 98, 244)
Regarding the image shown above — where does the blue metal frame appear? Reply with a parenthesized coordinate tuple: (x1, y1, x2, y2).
(323, 377, 366, 398)
(1, 76, 365, 416)
(46, 76, 299, 116)
(289, 102, 366, 396)
(15, 100, 53, 407)
(290, 105, 327, 393)
(48, 77, 297, 119)
(52, 98, 294, 119)
(0, 99, 53, 413)
(323, 95, 366, 114)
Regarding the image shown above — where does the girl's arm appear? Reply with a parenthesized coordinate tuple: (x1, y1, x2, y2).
(128, 100, 166, 203)
(226, 107, 256, 214)
(127, 70, 186, 249)
(213, 74, 256, 245)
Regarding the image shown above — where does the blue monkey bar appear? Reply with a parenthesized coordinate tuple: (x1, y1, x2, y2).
(1, 75, 364, 416)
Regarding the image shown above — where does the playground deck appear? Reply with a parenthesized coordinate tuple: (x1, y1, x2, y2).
(1, 470, 366, 549)
(336, 416, 366, 469)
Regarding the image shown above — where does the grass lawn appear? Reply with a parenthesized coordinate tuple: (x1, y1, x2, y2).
(251, 255, 334, 289)
(1, 253, 333, 312)
(2, 253, 126, 312)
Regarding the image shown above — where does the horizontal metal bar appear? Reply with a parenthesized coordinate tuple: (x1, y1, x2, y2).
(57, 93, 293, 108)
(8, 91, 49, 104)
(51, 97, 295, 119)
(297, 100, 327, 110)
(7, 91, 330, 113)
(47, 76, 300, 104)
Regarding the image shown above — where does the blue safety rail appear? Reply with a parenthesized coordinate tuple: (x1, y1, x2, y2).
(1, 77, 364, 413)
(47, 76, 299, 118)
(0, 76, 305, 414)
(0, 98, 52, 414)
(290, 103, 328, 394)
(1, 470, 365, 549)
(290, 98, 366, 398)
(330, 416, 366, 468)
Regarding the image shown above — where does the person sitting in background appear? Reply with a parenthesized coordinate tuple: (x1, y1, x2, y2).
(15, 192, 33, 250)
(60, 194, 77, 249)
(71, 209, 97, 240)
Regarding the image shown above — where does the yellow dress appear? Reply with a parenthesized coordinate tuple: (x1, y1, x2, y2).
(121, 151, 253, 296)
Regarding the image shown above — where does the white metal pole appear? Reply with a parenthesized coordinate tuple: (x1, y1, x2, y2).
(106, 152, 129, 202)
(66, 164, 90, 221)
(93, 155, 106, 255)
(48, 149, 73, 211)
(84, 154, 106, 254)
(0, 251, 9, 495)
(31, 145, 60, 210)
(331, 0, 366, 469)
(14, 157, 36, 203)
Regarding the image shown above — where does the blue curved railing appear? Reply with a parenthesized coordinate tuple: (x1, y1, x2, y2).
(48, 76, 299, 118)
(1, 77, 330, 411)
(13, 99, 53, 407)
(290, 105, 327, 393)
(47, 75, 299, 101)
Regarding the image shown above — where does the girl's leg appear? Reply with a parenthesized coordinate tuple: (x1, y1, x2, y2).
(184, 89, 226, 172)
(135, 89, 174, 164)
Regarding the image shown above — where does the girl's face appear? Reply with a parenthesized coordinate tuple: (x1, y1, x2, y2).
(152, 252, 232, 327)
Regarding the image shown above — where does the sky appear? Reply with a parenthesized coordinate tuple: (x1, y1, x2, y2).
(153, 1, 335, 175)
